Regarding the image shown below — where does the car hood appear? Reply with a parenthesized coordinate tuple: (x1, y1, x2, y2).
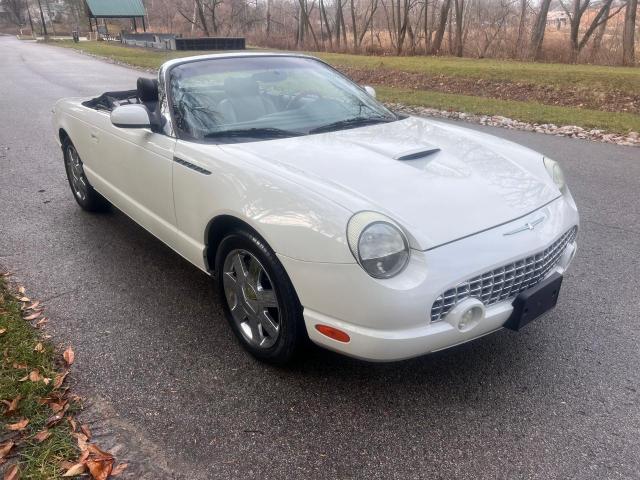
(218, 116, 560, 250)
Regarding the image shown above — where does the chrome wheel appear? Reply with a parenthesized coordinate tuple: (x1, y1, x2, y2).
(222, 249, 281, 349)
(66, 145, 88, 201)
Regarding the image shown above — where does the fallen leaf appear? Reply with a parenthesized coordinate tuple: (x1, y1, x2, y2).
(0, 441, 14, 459)
(76, 435, 88, 452)
(18, 286, 25, 295)
(86, 458, 114, 480)
(53, 371, 68, 389)
(17, 375, 28, 382)
(59, 460, 75, 470)
(7, 418, 29, 431)
(78, 450, 90, 462)
(63, 347, 74, 366)
(45, 412, 64, 428)
(3, 463, 19, 480)
(67, 416, 77, 432)
(111, 463, 129, 476)
(42, 378, 51, 386)
(12, 363, 27, 370)
(2, 396, 21, 416)
(23, 312, 41, 321)
(0, 329, 6, 336)
(34, 343, 44, 352)
(18, 297, 29, 303)
(80, 424, 91, 440)
(28, 370, 43, 382)
(62, 463, 86, 477)
(86, 444, 113, 460)
(49, 401, 67, 413)
(33, 429, 51, 443)
(35, 317, 48, 328)
(26, 301, 40, 310)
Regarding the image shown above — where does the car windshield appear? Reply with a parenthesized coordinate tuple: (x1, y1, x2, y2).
(168, 55, 398, 142)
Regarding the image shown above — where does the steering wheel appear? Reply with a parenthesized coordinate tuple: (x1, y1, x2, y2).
(286, 90, 323, 110)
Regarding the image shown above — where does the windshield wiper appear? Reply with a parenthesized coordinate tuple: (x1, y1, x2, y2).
(204, 128, 305, 139)
(309, 116, 395, 134)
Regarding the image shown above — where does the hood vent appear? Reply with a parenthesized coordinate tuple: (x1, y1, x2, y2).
(395, 148, 441, 161)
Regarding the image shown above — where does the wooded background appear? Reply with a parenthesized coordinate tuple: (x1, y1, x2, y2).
(1, 0, 638, 65)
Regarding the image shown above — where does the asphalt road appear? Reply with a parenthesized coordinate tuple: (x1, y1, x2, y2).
(1, 36, 639, 479)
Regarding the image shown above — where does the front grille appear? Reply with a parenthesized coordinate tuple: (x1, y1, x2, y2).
(430, 227, 577, 322)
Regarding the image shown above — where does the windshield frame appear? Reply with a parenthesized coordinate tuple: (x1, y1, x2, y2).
(162, 53, 397, 144)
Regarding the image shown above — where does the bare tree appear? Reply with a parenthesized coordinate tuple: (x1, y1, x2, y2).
(514, 0, 528, 57)
(430, 0, 451, 53)
(560, 0, 625, 63)
(528, 0, 551, 59)
(453, 0, 464, 56)
(3, 0, 27, 26)
(622, 0, 637, 65)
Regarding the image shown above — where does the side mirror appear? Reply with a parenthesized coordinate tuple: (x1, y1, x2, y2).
(110, 104, 151, 129)
(363, 85, 376, 98)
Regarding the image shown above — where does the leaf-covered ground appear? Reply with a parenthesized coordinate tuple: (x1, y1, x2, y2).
(0, 273, 127, 479)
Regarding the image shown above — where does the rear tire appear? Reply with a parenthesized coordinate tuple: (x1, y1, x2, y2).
(216, 228, 304, 365)
(62, 138, 110, 213)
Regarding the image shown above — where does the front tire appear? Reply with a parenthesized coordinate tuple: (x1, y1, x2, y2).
(216, 229, 304, 365)
(62, 138, 110, 212)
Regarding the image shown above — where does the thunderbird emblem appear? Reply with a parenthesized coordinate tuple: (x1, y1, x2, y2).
(504, 216, 545, 235)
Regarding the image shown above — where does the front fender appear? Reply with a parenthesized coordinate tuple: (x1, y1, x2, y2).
(172, 141, 355, 267)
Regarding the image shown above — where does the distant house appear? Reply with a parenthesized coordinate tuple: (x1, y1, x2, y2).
(547, 10, 569, 29)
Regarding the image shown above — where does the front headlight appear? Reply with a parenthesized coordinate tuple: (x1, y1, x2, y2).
(347, 211, 410, 279)
(543, 157, 566, 192)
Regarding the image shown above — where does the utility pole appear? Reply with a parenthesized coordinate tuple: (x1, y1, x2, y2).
(36, 0, 48, 36)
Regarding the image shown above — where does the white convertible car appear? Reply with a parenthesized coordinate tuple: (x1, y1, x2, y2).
(53, 53, 579, 364)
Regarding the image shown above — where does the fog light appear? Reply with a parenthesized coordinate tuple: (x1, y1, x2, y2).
(445, 298, 485, 332)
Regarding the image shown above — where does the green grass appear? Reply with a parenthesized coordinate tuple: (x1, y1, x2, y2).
(0, 277, 79, 479)
(51, 39, 197, 69)
(376, 86, 640, 133)
(314, 52, 640, 95)
(45, 40, 639, 134)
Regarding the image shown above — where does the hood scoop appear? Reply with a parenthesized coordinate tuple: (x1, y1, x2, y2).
(395, 148, 441, 161)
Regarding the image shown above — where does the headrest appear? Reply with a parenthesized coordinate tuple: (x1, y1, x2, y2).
(224, 77, 259, 98)
(137, 77, 159, 103)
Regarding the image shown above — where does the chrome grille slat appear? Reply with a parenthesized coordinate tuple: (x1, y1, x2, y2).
(430, 227, 577, 323)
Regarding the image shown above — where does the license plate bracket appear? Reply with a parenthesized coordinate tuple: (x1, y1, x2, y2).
(504, 273, 563, 331)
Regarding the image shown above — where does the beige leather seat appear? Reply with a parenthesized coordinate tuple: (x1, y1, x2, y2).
(217, 77, 277, 123)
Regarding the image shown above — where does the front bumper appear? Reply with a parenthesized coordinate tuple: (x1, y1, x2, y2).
(278, 194, 579, 362)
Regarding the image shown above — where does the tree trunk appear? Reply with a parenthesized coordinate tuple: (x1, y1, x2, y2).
(590, 2, 610, 60)
(320, 0, 333, 48)
(453, 0, 464, 56)
(266, 0, 271, 37)
(514, 0, 527, 57)
(350, 0, 358, 50)
(335, 0, 343, 47)
(430, 0, 451, 54)
(622, 0, 637, 65)
(195, 0, 209, 36)
(423, 0, 430, 53)
(528, 0, 551, 59)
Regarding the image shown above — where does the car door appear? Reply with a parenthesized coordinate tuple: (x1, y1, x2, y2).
(88, 112, 178, 250)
